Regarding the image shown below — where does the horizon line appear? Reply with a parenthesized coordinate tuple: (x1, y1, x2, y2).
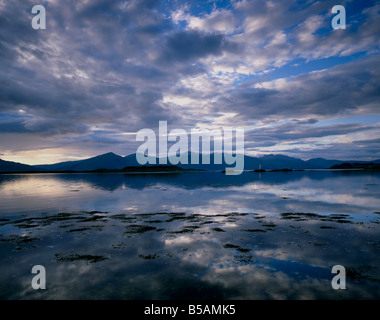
(2, 151, 380, 167)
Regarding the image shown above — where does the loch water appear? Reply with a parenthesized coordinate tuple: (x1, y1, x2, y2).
(0, 170, 379, 299)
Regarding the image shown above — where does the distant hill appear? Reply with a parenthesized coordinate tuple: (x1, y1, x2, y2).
(151, 153, 380, 171)
(2, 152, 380, 174)
(330, 162, 380, 171)
(305, 158, 343, 169)
(175, 153, 345, 170)
(34, 152, 141, 171)
(0, 159, 39, 173)
(253, 154, 312, 170)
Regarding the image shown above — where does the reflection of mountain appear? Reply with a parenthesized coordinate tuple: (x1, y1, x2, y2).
(0, 170, 374, 191)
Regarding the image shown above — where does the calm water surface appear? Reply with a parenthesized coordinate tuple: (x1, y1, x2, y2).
(0, 171, 379, 299)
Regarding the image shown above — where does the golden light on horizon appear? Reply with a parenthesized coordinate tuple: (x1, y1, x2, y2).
(1, 148, 88, 166)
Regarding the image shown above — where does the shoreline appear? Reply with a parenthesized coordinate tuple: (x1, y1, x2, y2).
(0, 168, 377, 175)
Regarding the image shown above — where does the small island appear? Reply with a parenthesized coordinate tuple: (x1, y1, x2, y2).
(253, 168, 266, 172)
(91, 165, 200, 173)
(330, 163, 380, 171)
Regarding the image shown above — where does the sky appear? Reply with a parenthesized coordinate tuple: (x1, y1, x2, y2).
(0, 0, 379, 165)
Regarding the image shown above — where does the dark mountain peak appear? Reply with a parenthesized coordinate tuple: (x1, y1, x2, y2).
(124, 153, 138, 159)
(260, 154, 294, 159)
(95, 152, 121, 158)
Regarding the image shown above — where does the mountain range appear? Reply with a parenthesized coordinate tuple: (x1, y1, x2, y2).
(1, 152, 380, 173)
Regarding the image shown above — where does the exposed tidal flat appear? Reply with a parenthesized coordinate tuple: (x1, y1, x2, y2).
(0, 170, 379, 299)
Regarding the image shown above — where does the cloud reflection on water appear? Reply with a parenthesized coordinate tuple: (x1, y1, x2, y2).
(0, 171, 379, 299)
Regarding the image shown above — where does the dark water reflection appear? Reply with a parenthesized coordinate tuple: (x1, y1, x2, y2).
(0, 171, 379, 299)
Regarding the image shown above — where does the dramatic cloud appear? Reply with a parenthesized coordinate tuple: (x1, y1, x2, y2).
(0, 0, 379, 163)
(213, 55, 380, 122)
